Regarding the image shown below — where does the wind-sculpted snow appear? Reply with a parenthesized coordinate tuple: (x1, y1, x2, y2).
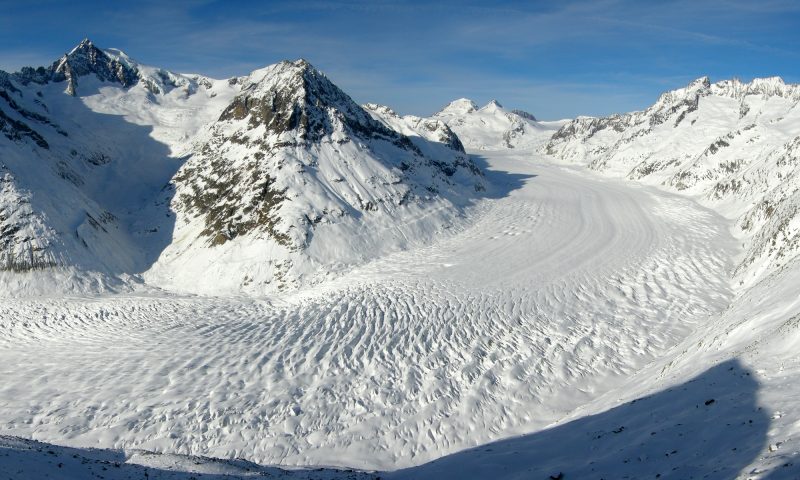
(0, 152, 735, 471)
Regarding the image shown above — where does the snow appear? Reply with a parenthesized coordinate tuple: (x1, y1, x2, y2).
(432, 98, 564, 150)
(0, 149, 741, 474)
(2, 41, 800, 479)
(544, 76, 800, 288)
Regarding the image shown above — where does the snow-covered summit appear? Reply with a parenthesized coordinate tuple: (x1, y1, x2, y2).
(218, 59, 417, 149)
(482, 99, 503, 111)
(13, 38, 138, 95)
(11, 38, 221, 100)
(435, 97, 479, 116)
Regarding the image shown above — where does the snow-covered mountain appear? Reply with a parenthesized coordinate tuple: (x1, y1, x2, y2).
(432, 98, 559, 150)
(148, 60, 484, 293)
(545, 76, 800, 287)
(0, 40, 484, 294)
(6, 40, 800, 480)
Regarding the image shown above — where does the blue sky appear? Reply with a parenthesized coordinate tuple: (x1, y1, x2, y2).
(0, 0, 798, 119)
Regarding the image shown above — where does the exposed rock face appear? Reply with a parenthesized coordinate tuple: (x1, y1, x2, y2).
(544, 76, 800, 286)
(0, 107, 49, 148)
(0, 167, 59, 271)
(217, 60, 419, 150)
(512, 109, 537, 122)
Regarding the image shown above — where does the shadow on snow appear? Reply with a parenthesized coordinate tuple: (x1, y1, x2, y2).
(2, 359, 790, 479)
(389, 359, 776, 480)
(469, 153, 535, 200)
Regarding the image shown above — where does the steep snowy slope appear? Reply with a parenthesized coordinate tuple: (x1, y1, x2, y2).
(0, 39, 238, 293)
(147, 60, 484, 293)
(432, 98, 561, 150)
(545, 76, 800, 286)
(363, 103, 466, 155)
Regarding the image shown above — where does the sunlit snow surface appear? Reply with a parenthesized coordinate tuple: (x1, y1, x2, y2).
(0, 151, 749, 474)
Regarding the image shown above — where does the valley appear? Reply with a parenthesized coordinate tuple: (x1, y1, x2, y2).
(0, 150, 744, 477)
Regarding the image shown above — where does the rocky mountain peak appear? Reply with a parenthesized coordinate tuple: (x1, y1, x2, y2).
(68, 37, 97, 55)
(511, 109, 538, 122)
(689, 76, 711, 89)
(14, 38, 139, 95)
(218, 59, 412, 148)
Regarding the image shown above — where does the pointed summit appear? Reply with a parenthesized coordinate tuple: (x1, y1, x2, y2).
(483, 99, 503, 110)
(54, 38, 138, 94)
(69, 37, 95, 54)
(219, 59, 408, 146)
(13, 38, 139, 95)
(688, 76, 711, 89)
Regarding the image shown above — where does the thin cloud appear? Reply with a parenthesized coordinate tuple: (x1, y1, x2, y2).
(0, 0, 797, 118)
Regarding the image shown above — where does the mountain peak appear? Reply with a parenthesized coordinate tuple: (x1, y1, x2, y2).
(483, 99, 504, 110)
(219, 59, 409, 146)
(435, 98, 478, 116)
(13, 38, 139, 95)
(69, 37, 96, 54)
(689, 76, 711, 88)
(292, 58, 312, 69)
(52, 39, 138, 94)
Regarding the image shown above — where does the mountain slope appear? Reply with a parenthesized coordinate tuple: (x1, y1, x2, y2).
(0, 39, 239, 293)
(147, 59, 484, 293)
(545, 76, 800, 287)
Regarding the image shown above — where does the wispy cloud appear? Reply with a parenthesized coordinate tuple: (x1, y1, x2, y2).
(0, 0, 797, 119)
